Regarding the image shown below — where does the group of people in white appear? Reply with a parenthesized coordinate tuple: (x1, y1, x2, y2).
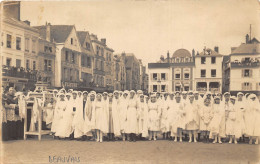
(40, 89, 260, 144)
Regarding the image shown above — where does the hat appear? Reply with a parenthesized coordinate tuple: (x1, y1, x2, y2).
(72, 91, 78, 94)
(130, 90, 136, 93)
(230, 96, 236, 100)
(182, 91, 187, 94)
(103, 92, 108, 95)
(249, 94, 256, 99)
(193, 91, 199, 94)
(237, 92, 244, 96)
(57, 93, 65, 97)
(137, 90, 143, 94)
(113, 90, 119, 94)
(188, 95, 194, 98)
(223, 92, 230, 96)
(83, 91, 88, 95)
(188, 91, 193, 94)
(96, 93, 102, 97)
(65, 93, 71, 96)
(123, 90, 129, 95)
(205, 91, 211, 95)
(214, 96, 220, 100)
(150, 94, 156, 98)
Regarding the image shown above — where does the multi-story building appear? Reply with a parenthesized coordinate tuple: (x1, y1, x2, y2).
(1, 2, 38, 91)
(148, 49, 195, 93)
(113, 52, 126, 91)
(139, 59, 148, 93)
(77, 31, 95, 90)
(224, 35, 260, 96)
(125, 53, 141, 91)
(104, 40, 114, 92)
(90, 34, 106, 92)
(35, 24, 82, 89)
(194, 47, 223, 94)
(37, 28, 56, 87)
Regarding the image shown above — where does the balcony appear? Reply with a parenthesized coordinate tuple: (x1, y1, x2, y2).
(2, 65, 37, 81)
(209, 88, 220, 92)
(197, 87, 207, 92)
(231, 60, 260, 68)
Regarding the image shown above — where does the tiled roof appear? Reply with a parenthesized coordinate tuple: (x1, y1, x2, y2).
(172, 49, 191, 58)
(34, 25, 74, 43)
(231, 43, 260, 55)
(197, 48, 223, 57)
(77, 31, 88, 45)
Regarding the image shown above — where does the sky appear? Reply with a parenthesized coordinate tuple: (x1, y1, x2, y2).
(20, 0, 260, 65)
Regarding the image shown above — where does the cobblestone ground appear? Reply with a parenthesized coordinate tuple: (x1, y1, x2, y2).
(1, 136, 260, 164)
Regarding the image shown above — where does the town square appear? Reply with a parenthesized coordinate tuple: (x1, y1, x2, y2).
(0, 0, 260, 164)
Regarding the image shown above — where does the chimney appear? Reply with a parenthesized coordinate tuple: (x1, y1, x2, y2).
(101, 38, 106, 45)
(3, 1, 21, 21)
(192, 49, 195, 57)
(167, 51, 170, 63)
(46, 23, 51, 42)
(23, 20, 30, 26)
(214, 46, 219, 53)
(246, 34, 249, 44)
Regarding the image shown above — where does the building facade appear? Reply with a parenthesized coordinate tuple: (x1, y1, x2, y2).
(194, 47, 223, 94)
(77, 31, 95, 90)
(113, 53, 126, 91)
(125, 53, 141, 91)
(148, 49, 195, 93)
(104, 41, 114, 92)
(224, 35, 260, 96)
(1, 4, 38, 91)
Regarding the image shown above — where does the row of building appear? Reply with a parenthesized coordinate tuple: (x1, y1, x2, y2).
(1, 2, 148, 93)
(148, 35, 260, 96)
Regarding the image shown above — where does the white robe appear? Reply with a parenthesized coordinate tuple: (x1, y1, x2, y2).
(209, 103, 225, 138)
(244, 99, 260, 137)
(52, 100, 66, 134)
(119, 97, 128, 133)
(126, 98, 138, 134)
(138, 101, 149, 137)
(112, 98, 121, 136)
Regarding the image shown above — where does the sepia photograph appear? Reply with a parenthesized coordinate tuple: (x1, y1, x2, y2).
(0, 0, 260, 163)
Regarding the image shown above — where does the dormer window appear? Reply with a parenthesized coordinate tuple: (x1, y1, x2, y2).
(71, 38, 73, 45)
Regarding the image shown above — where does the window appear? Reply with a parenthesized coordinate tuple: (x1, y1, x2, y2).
(26, 60, 30, 69)
(152, 73, 157, 80)
(201, 70, 206, 77)
(25, 38, 29, 51)
(243, 69, 250, 77)
(243, 82, 251, 90)
(6, 58, 11, 66)
(175, 74, 180, 79)
(211, 57, 216, 64)
(161, 73, 166, 80)
(101, 48, 104, 56)
(153, 85, 158, 92)
(81, 55, 85, 66)
(96, 46, 99, 55)
(70, 69, 73, 81)
(16, 59, 21, 67)
(44, 60, 48, 71)
(161, 85, 166, 92)
(65, 51, 69, 61)
(48, 60, 52, 71)
(244, 57, 250, 63)
(49, 47, 52, 52)
(201, 57, 206, 64)
(16, 37, 21, 50)
(44, 46, 48, 52)
(32, 40, 36, 53)
(33, 61, 36, 70)
(86, 42, 91, 50)
(71, 38, 73, 45)
(184, 86, 189, 91)
(87, 57, 91, 68)
(211, 69, 216, 77)
(175, 86, 180, 91)
(7, 34, 12, 48)
(71, 53, 75, 63)
(184, 73, 189, 79)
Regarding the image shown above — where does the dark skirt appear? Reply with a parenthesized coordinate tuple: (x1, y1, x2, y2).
(2, 120, 24, 141)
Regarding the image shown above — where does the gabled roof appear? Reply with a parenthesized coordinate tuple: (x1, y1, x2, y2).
(197, 48, 223, 57)
(34, 25, 74, 43)
(77, 31, 88, 45)
(231, 43, 260, 55)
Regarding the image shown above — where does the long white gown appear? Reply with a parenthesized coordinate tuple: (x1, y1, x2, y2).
(119, 97, 128, 133)
(71, 98, 84, 138)
(112, 98, 121, 136)
(169, 100, 183, 135)
(52, 100, 66, 134)
(160, 98, 170, 133)
(138, 101, 149, 137)
(199, 104, 213, 131)
(226, 103, 237, 136)
(126, 98, 138, 134)
(94, 100, 108, 133)
(148, 101, 160, 132)
(185, 101, 199, 131)
(209, 103, 226, 138)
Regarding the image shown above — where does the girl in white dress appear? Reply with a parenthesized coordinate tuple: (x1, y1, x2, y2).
(235, 92, 246, 143)
(94, 94, 108, 142)
(148, 94, 160, 141)
(199, 97, 213, 143)
(161, 93, 170, 140)
(245, 94, 260, 144)
(209, 96, 225, 144)
(126, 90, 138, 142)
(52, 93, 66, 137)
(119, 91, 129, 141)
(185, 95, 199, 143)
(112, 91, 121, 138)
(85, 91, 96, 140)
(138, 94, 149, 139)
(226, 96, 238, 144)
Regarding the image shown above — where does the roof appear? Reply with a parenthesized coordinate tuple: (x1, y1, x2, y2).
(4, 16, 38, 33)
(172, 49, 191, 58)
(125, 54, 139, 68)
(34, 25, 74, 43)
(76, 31, 88, 45)
(231, 43, 260, 55)
(197, 48, 223, 57)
